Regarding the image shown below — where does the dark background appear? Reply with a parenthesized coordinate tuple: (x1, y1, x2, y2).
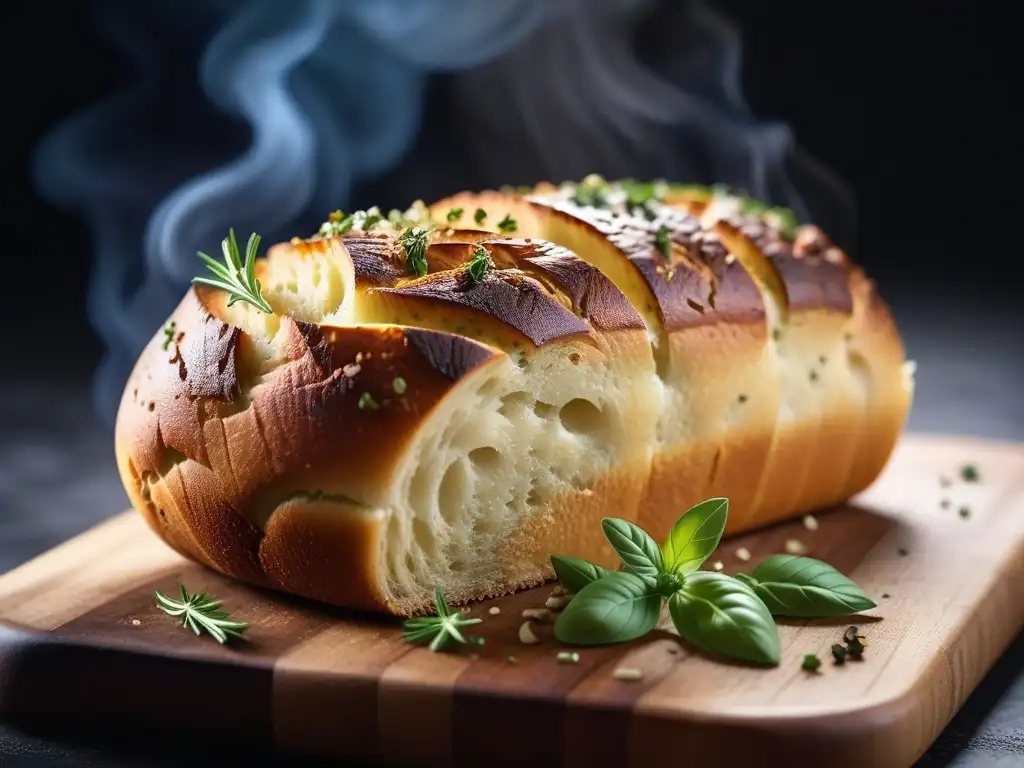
(0, 2, 1016, 371)
(0, 1, 1020, 766)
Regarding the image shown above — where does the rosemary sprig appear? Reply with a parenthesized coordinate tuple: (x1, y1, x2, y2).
(402, 586, 483, 652)
(192, 228, 272, 314)
(400, 227, 430, 277)
(467, 245, 493, 283)
(155, 585, 248, 645)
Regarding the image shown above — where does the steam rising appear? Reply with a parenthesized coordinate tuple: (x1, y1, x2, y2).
(33, 0, 853, 425)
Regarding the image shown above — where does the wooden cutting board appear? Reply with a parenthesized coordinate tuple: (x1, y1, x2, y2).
(0, 434, 1022, 768)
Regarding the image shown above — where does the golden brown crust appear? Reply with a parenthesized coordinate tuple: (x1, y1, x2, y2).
(115, 180, 912, 617)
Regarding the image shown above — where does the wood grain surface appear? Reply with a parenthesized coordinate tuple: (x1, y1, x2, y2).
(0, 434, 1022, 768)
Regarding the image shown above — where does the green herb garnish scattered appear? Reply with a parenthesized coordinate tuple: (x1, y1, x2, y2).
(161, 321, 177, 351)
(400, 227, 430, 277)
(497, 214, 518, 233)
(401, 586, 484, 652)
(468, 245, 493, 284)
(549, 497, 876, 667)
(358, 392, 379, 411)
(392, 377, 407, 395)
(831, 643, 847, 664)
(959, 506, 971, 519)
(960, 464, 980, 482)
(446, 207, 464, 223)
(155, 585, 248, 645)
(474, 208, 487, 225)
(654, 226, 672, 261)
(801, 653, 821, 672)
(320, 210, 355, 237)
(570, 177, 609, 208)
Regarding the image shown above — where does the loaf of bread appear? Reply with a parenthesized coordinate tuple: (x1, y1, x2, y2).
(114, 177, 914, 616)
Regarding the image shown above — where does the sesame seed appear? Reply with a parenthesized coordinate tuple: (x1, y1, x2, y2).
(736, 547, 751, 562)
(711, 560, 724, 572)
(131, 619, 141, 627)
(802, 514, 819, 531)
(518, 621, 540, 644)
(488, 606, 501, 615)
(785, 538, 808, 555)
(545, 594, 573, 611)
(556, 651, 580, 664)
(613, 667, 644, 682)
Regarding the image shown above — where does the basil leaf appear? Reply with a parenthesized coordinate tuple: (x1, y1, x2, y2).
(554, 571, 662, 645)
(669, 572, 780, 665)
(748, 555, 877, 617)
(550, 554, 611, 594)
(601, 518, 664, 579)
(662, 497, 729, 575)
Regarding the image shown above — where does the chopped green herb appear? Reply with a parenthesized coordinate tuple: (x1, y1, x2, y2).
(474, 208, 487, 225)
(392, 377, 407, 395)
(843, 626, 859, 644)
(959, 506, 971, 519)
(401, 587, 484, 652)
(898, 547, 909, 557)
(819, 355, 828, 365)
(571, 179, 608, 208)
(446, 207, 464, 223)
(400, 227, 430, 277)
(737, 394, 748, 404)
(809, 370, 819, 382)
(654, 226, 672, 260)
(387, 208, 405, 227)
(468, 245, 492, 284)
(358, 392, 379, 411)
(960, 464, 980, 482)
(328, 209, 345, 222)
(772, 328, 782, 342)
(362, 211, 383, 231)
(497, 214, 518, 233)
(320, 212, 355, 237)
(801, 653, 821, 672)
(161, 321, 177, 351)
(831, 643, 847, 665)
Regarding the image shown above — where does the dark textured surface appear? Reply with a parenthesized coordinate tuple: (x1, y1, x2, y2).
(1, 279, 1022, 766)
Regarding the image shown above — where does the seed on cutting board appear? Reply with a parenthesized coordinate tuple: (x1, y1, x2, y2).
(519, 621, 540, 644)
(613, 667, 644, 682)
(802, 514, 819, 531)
(711, 560, 724, 572)
(488, 606, 501, 616)
(545, 594, 573, 610)
(831, 644, 847, 664)
(735, 547, 751, 562)
(131, 618, 141, 626)
(843, 626, 860, 643)
(522, 608, 553, 622)
(785, 538, 808, 555)
(556, 651, 580, 664)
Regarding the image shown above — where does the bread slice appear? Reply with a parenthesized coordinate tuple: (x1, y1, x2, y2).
(114, 179, 913, 615)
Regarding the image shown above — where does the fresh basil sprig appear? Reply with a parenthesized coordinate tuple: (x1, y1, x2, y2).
(735, 555, 877, 617)
(549, 498, 877, 667)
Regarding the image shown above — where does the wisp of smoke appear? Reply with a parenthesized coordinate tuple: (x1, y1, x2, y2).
(33, 0, 854, 425)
